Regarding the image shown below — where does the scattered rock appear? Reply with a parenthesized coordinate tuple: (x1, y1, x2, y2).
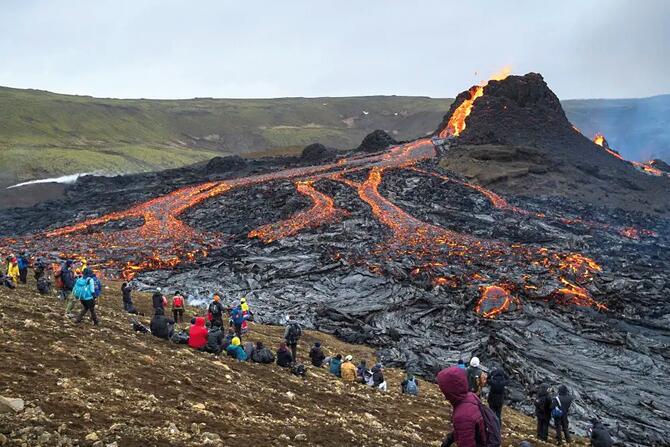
(0, 396, 24, 413)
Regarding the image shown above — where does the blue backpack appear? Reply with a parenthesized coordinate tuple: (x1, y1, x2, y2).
(92, 276, 102, 298)
(405, 378, 418, 395)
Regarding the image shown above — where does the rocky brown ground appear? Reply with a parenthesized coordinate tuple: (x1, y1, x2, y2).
(0, 278, 589, 447)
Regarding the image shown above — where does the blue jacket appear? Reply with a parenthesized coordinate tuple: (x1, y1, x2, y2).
(73, 277, 95, 300)
(231, 306, 247, 325)
(17, 256, 29, 270)
(329, 358, 342, 377)
(226, 344, 248, 361)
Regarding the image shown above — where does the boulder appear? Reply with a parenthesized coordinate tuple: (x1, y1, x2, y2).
(0, 396, 24, 413)
(356, 130, 397, 153)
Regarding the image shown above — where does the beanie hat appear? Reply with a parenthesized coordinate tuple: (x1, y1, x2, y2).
(470, 357, 480, 368)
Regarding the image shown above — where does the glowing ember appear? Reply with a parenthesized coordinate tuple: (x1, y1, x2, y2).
(475, 285, 520, 319)
(439, 66, 512, 138)
(555, 278, 608, 311)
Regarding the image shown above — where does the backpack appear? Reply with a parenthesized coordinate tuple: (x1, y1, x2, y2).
(405, 378, 418, 395)
(171, 330, 189, 344)
(209, 302, 221, 316)
(552, 397, 564, 418)
(286, 323, 301, 343)
(37, 276, 51, 294)
(291, 363, 306, 377)
(92, 276, 102, 298)
(173, 296, 184, 308)
(468, 366, 482, 393)
(72, 278, 87, 299)
(54, 267, 64, 289)
(61, 268, 75, 289)
(477, 402, 502, 447)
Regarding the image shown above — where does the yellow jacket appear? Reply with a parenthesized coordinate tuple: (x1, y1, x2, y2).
(6, 262, 19, 282)
(341, 361, 357, 382)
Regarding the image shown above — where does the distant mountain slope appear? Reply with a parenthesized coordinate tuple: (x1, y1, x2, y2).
(1, 86, 668, 187)
(0, 86, 449, 186)
(562, 94, 670, 162)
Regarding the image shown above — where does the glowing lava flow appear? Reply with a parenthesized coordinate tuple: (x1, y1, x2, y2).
(439, 67, 511, 138)
(592, 133, 624, 160)
(475, 285, 521, 319)
(248, 180, 348, 243)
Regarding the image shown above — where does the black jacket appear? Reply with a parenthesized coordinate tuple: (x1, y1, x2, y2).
(372, 368, 385, 386)
(553, 385, 574, 417)
(276, 348, 293, 367)
(309, 346, 325, 367)
(252, 346, 275, 364)
(150, 309, 174, 339)
(151, 292, 164, 309)
(205, 326, 224, 352)
(122, 284, 132, 303)
(590, 422, 613, 447)
(535, 384, 552, 420)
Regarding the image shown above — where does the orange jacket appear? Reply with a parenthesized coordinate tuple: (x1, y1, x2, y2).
(341, 361, 357, 382)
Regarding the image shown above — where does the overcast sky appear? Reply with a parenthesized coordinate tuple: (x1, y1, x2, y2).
(1, 0, 668, 100)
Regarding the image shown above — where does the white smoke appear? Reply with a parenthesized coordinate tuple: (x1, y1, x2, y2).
(6, 172, 109, 189)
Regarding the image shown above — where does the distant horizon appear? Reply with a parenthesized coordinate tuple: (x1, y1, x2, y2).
(3, 82, 669, 103)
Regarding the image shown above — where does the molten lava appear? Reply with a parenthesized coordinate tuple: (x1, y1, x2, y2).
(592, 133, 624, 160)
(475, 285, 520, 319)
(248, 180, 348, 243)
(439, 66, 511, 138)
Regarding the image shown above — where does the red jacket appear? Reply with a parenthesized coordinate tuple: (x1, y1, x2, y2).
(437, 366, 486, 447)
(188, 317, 208, 350)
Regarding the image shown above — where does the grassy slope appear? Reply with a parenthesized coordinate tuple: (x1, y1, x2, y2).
(0, 86, 450, 185)
(0, 277, 589, 447)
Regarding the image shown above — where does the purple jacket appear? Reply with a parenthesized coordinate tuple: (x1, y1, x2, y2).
(437, 366, 486, 447)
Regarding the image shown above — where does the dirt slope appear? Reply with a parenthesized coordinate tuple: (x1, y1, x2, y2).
(0, 279, 588, 447)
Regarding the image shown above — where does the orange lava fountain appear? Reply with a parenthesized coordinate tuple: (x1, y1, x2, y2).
(439, 67, 511, 138)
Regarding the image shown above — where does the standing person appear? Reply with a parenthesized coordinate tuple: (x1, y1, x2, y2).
(309, 342, 326, 367)
(121, 282, 137, 313)
(151, 291, 165, 311)
(457, 359, 467, 370)
(488, 366, 509, 422)
(207, 295, 225, 328)
(187, 317, 208, 350)
(341, 355, 357, 382)
(5, 256, 19, 287)
(589, 419, 613, 447)
(276, 342, 293, 367)
(58, 260, 76, 314)
(401, 373, 419, 396)
(33, 258, 47, 280)
(552, 385, 574, 445)
(240, 296, 253, 333)
(17, 252, 29, 284)
(230, 303, 247, 339)
(467, 357, 484, 395)
(73, 268, 99, 325)
(534, 383, 552, 442)
(150, 307, 175, 340)
(437, 366, 488, 447)
(172, 292, 185, 323)
(284, 316, 302, 361)
(372, 364, 387, 391)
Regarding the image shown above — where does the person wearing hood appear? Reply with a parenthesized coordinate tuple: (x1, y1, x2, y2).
(204, 321, 225, 354)
(187, 317, 208, 350)
(552, 384, 574, 445)
(457, 359, 466, 370)
(437, 366, 486, 447)
(534, 383, 552, 441)
(276, 342, 293, 367)
(309, 342, 326, 367)
(488, 366, 509, 422)
(17, 252, 29, 284)
(372, 364, 387, 391)
(225, 336, 247, 361)
(589, 419, 613, 447)
(356, 360, 367, 383)
(328, 354, 342, 377)
(401, 373, 419, 396)
(251, 341, 275, 364)
(73, 268, 99, 325)
(150, 307, 175, 340)
(341, 355, 357, 382)
(5, 256, 19, 287)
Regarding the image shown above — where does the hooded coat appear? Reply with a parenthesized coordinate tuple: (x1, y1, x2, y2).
(437, 366, 486, 447)
(554, 384, 574, 415)
(535, 384, 552, 421)
(6, 260, 19, 283)
(341, 361, 357, 382)
(309, 344, 325, 367)
(276, 345, 293, 367)
(188, 317, 208, 349)
(150, 308, 174, 339)
(205, 325, 224, 353)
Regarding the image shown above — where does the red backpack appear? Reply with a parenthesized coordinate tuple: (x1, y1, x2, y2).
(173, 295, 184, 308)
(54, 266, 64, 289)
